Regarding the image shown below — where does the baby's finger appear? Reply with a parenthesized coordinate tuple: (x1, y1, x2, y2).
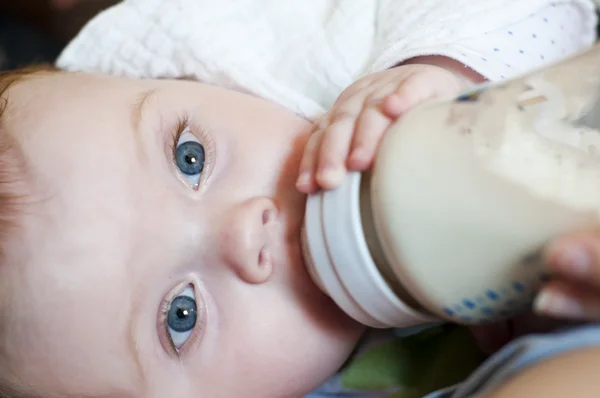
(380, 76, 439, 119)
(544, 230, 600, 286)
(534, 279, 600, 321)
(348, 103, 392, 170)
(336, 70, 400, 105)
(335, 77, 378, 104)
(346, 75, 418, 170)
(315, 115, 356, 189)
(382, 71, 464, 119)
(296, 128, 323, 193)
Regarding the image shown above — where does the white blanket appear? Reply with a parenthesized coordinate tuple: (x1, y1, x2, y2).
(57, 0, 597, 119)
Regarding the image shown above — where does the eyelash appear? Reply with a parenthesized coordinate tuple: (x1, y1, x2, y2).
(159, 282, 206, 357)
(168, 114, 190, 157)
(168, 114, 215, 188)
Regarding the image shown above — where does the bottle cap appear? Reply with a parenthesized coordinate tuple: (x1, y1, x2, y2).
(301, 171, 438, 328)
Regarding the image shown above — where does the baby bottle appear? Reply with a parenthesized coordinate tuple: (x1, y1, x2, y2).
(301, 44, 600, 329)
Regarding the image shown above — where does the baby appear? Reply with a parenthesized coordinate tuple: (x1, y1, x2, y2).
(0, 1, 598, 397)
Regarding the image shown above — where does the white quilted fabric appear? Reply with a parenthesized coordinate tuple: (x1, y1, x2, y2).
(56, 0, 597, 119)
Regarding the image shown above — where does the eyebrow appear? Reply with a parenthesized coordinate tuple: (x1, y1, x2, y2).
(130, 89, 157, 165)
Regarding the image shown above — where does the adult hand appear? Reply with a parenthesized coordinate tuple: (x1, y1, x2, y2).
(534, 230, 600, 320)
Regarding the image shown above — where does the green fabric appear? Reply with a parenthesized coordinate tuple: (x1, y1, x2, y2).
(340, 326, 486, 397)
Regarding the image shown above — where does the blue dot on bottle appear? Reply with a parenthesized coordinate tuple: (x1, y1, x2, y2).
(487, 290, 499, 301)
(463, 299, 476, 309)
(444, 307, 455, 316)
(513, 281, 525, 293)
(482, 307, 494, 315)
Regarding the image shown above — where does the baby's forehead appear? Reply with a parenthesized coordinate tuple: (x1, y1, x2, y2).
(0, 69, 151, 286)
(0, 81, 150, 396)
(0, 66, 58, 93)
(0, 66, 61, 111)
(0, 68, 63, 281)
(2, 69, 143, 119)
(0, 68, 138, 393)
(0, 69, 91, 146)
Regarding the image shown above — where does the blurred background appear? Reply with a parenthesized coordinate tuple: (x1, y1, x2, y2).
(1, 1, 599, 71)
(0, 0, 117, 70)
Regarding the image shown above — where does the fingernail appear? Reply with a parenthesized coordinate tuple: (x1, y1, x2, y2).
(534, 290, 585, 319)
(296, 171, 311, 189)
(550, 244, 592, 278)
(350, 148, 367, 163)
(318, 164, 345, 187)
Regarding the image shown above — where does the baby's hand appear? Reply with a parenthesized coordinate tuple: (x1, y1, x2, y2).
(296, 63, 468, 193)
(534, 230, 600, 321)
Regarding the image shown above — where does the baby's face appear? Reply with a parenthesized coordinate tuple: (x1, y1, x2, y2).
(1, 73, 363, 397)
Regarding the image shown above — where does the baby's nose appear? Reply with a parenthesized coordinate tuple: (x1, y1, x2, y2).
(219, 197, 278, 284)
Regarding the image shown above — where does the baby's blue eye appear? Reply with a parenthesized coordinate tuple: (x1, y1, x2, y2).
(167, 286, 197, 349)
(175, 131, 205, 188)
